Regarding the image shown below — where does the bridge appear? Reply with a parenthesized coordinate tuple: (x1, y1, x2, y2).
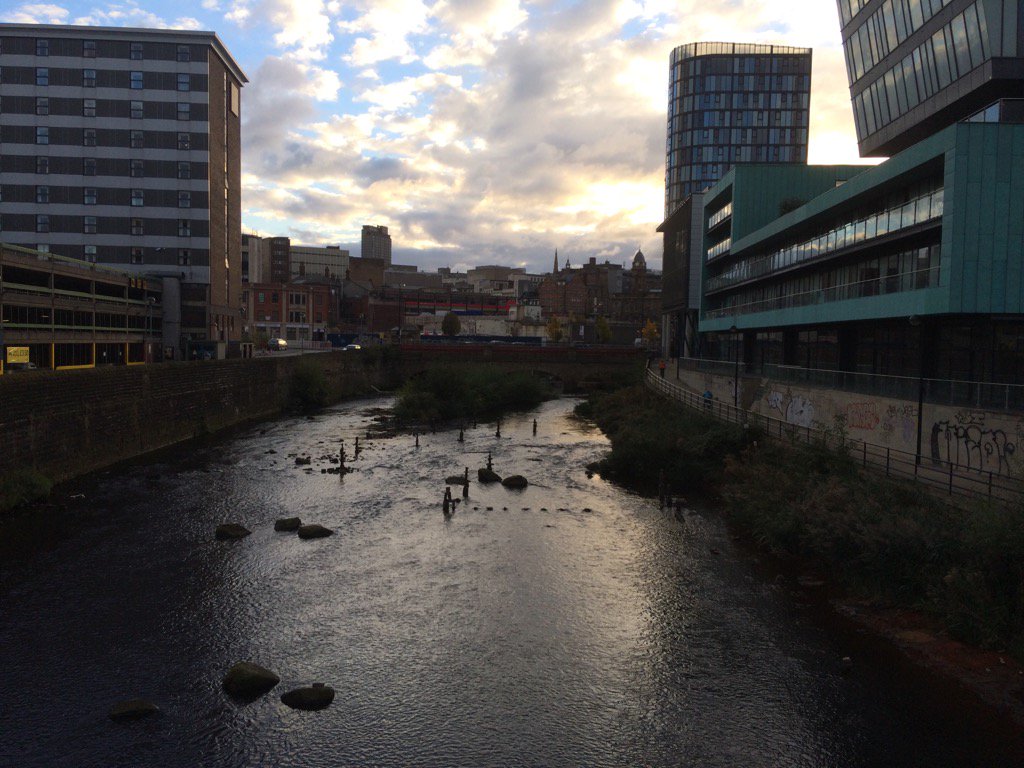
(397, 343, 644, 392)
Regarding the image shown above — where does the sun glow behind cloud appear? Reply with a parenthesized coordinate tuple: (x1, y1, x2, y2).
(0, 0, 871, 271)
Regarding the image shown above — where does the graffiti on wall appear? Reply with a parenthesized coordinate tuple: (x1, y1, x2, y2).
(764, 390, 816, 429)
(880, 404, 917, 444)
(930, 410, 1018, 476)
(845, 402, 880, 431)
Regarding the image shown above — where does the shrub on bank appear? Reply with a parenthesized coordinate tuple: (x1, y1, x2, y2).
(288, 358, 330, 413)
(0, 468, 52, 514)
(393, 366, 551, 425)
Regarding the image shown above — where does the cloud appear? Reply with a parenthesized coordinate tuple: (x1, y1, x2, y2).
(0, 3, 69, 23)
(338, 0, 432, 66)
(227, 0, 336, 61)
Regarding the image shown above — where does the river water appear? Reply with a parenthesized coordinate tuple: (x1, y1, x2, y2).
(1, 396, 1021, 767)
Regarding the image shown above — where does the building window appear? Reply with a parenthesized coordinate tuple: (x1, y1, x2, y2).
(83, 188, 97, 205)
(36, 127, 49, 145)
(36, 68, 48, 86)
(130, 42, 143, 61)
(177, 73, 190, 92)
(83, 216, 97, 234)
(178, 219, 191, 236)
(131, 189, 144, 206)
(36, 186, 49, 203)
(257, 292, 265, 303)
(178, 249, 191, 265)
(176, 102, 190, 121)
(177, 161, 191, 179)
(131, 248, 143, 264)
(83, 69, 96, 87)
(36, 215, 49, 233)
(83, 40, 96, 58)
(176, 44, 190, 62)
(36, 156, 49, 174)
(83, 158, 96, 176)
(131, 159, 144, 178)
(35, 97, 48, 115)
(37, 245, 50, 254)
(130, 71, 143, 89)
(84, 245, 97, 262)
(178, 191, 191, 208)
(177, 132, 190, 150)
(130, 130, 143, 149)
(36, 39, 48, 56)
(83, 98, 96, 117)
(131, 218, 143, 235)
(130, 100, 143, 118)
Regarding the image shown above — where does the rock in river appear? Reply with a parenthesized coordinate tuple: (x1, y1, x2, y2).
(298, 524, 334, 540)
(108, 699, 160, 721)
(222, 661, 280, 699)
(215, 524, 251, 541)
(501, 475, 528, 489)
(478, 468, 502, 484)
(280, 683, 335, 711)
(274, 517, 302, 532)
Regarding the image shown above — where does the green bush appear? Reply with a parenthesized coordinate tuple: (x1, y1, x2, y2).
(0, 468, 52, 513)
(393, 366, 551, 424)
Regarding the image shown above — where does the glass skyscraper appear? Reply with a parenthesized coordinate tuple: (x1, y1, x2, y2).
(838, 0, 1024, 156)
(664, 42, 812, 216)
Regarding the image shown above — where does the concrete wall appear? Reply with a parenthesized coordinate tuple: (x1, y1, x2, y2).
(0, 352, 389, 484)
(676, 367, 1023, 478)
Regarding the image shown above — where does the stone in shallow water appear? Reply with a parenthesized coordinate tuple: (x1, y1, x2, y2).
(298, 524, 334, 539)
(477, 468, 502, 484)
(501, 475, 528, 489)
(109, 699, 160, 721)
(274, 517, 301, 532)
(215, 524, 251, 541)
(223, 661, 280, 700)
(280, 683, 335, 711)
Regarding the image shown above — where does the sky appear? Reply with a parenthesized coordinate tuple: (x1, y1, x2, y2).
(1, 0, 870, 273)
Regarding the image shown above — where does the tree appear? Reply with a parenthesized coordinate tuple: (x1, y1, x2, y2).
(546, 316, 564, 343)
(441, 312, 461, 336)
(641, 319, 660, 347)
(595, 316, 611, 344)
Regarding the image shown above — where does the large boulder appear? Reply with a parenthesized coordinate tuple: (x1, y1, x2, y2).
(297, 524, 334, 540)
(274, 517, 302, 532)
(280, 683, 335, 711)
(501, 475, 528, 489)
(478, 468, 502, 484)
(445, 475, 468, 486)
(109, 699, 160, 721)
(222, 661, 280, 699)
(215, 524, 251, 541)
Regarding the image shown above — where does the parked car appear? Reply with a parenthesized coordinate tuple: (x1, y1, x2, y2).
(343, 344, 361, 351)
(5, 361, 38, 372)
(268, 338, 287, 351)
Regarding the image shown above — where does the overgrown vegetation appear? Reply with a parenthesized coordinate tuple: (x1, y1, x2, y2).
(580, 385, 1024, 658)
(576, 385, 757, 496)
(393, 366, 552, 425)
(0, 468, 53, 514)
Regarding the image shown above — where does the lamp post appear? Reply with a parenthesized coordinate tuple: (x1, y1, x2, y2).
(729, 324, 739, 408)
(909, 315, 925, 465)
(145, 296, 155, 362)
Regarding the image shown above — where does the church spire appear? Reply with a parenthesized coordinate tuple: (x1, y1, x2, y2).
(553, 249, 559, 273)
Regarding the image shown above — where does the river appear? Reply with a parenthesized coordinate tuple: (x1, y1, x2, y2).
(0, 396, 1021, 767)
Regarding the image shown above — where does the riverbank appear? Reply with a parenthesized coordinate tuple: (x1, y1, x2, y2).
(579, 385, 1024, 722)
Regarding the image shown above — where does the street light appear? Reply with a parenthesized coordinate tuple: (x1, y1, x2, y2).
(729, 324, 739, 408)
(909, 314, 924, 465)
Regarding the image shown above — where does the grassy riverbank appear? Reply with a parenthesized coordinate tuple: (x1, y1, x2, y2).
(580, 385, 1024, 659)
(393, 366, 553, 425)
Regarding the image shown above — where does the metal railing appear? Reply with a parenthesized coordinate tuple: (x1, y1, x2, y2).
(645, 369, 1022, 506)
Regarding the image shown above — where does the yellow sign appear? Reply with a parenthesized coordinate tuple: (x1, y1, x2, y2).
(6, 347, 30, 364)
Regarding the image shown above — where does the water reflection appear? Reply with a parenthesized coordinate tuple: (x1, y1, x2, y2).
(0, 396, 1021, 767)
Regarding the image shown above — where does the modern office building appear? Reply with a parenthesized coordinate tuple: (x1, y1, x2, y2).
(661, 42, 812, 356)
(289, 244, 349, 280)
(361, 224, 392, 265)
(0, 24, 247, 347)
(838, 0, 1016, 156)
(687, 0, 1024, 392)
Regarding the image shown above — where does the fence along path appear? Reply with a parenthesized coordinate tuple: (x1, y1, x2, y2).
(644, 369, 1022, 507)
